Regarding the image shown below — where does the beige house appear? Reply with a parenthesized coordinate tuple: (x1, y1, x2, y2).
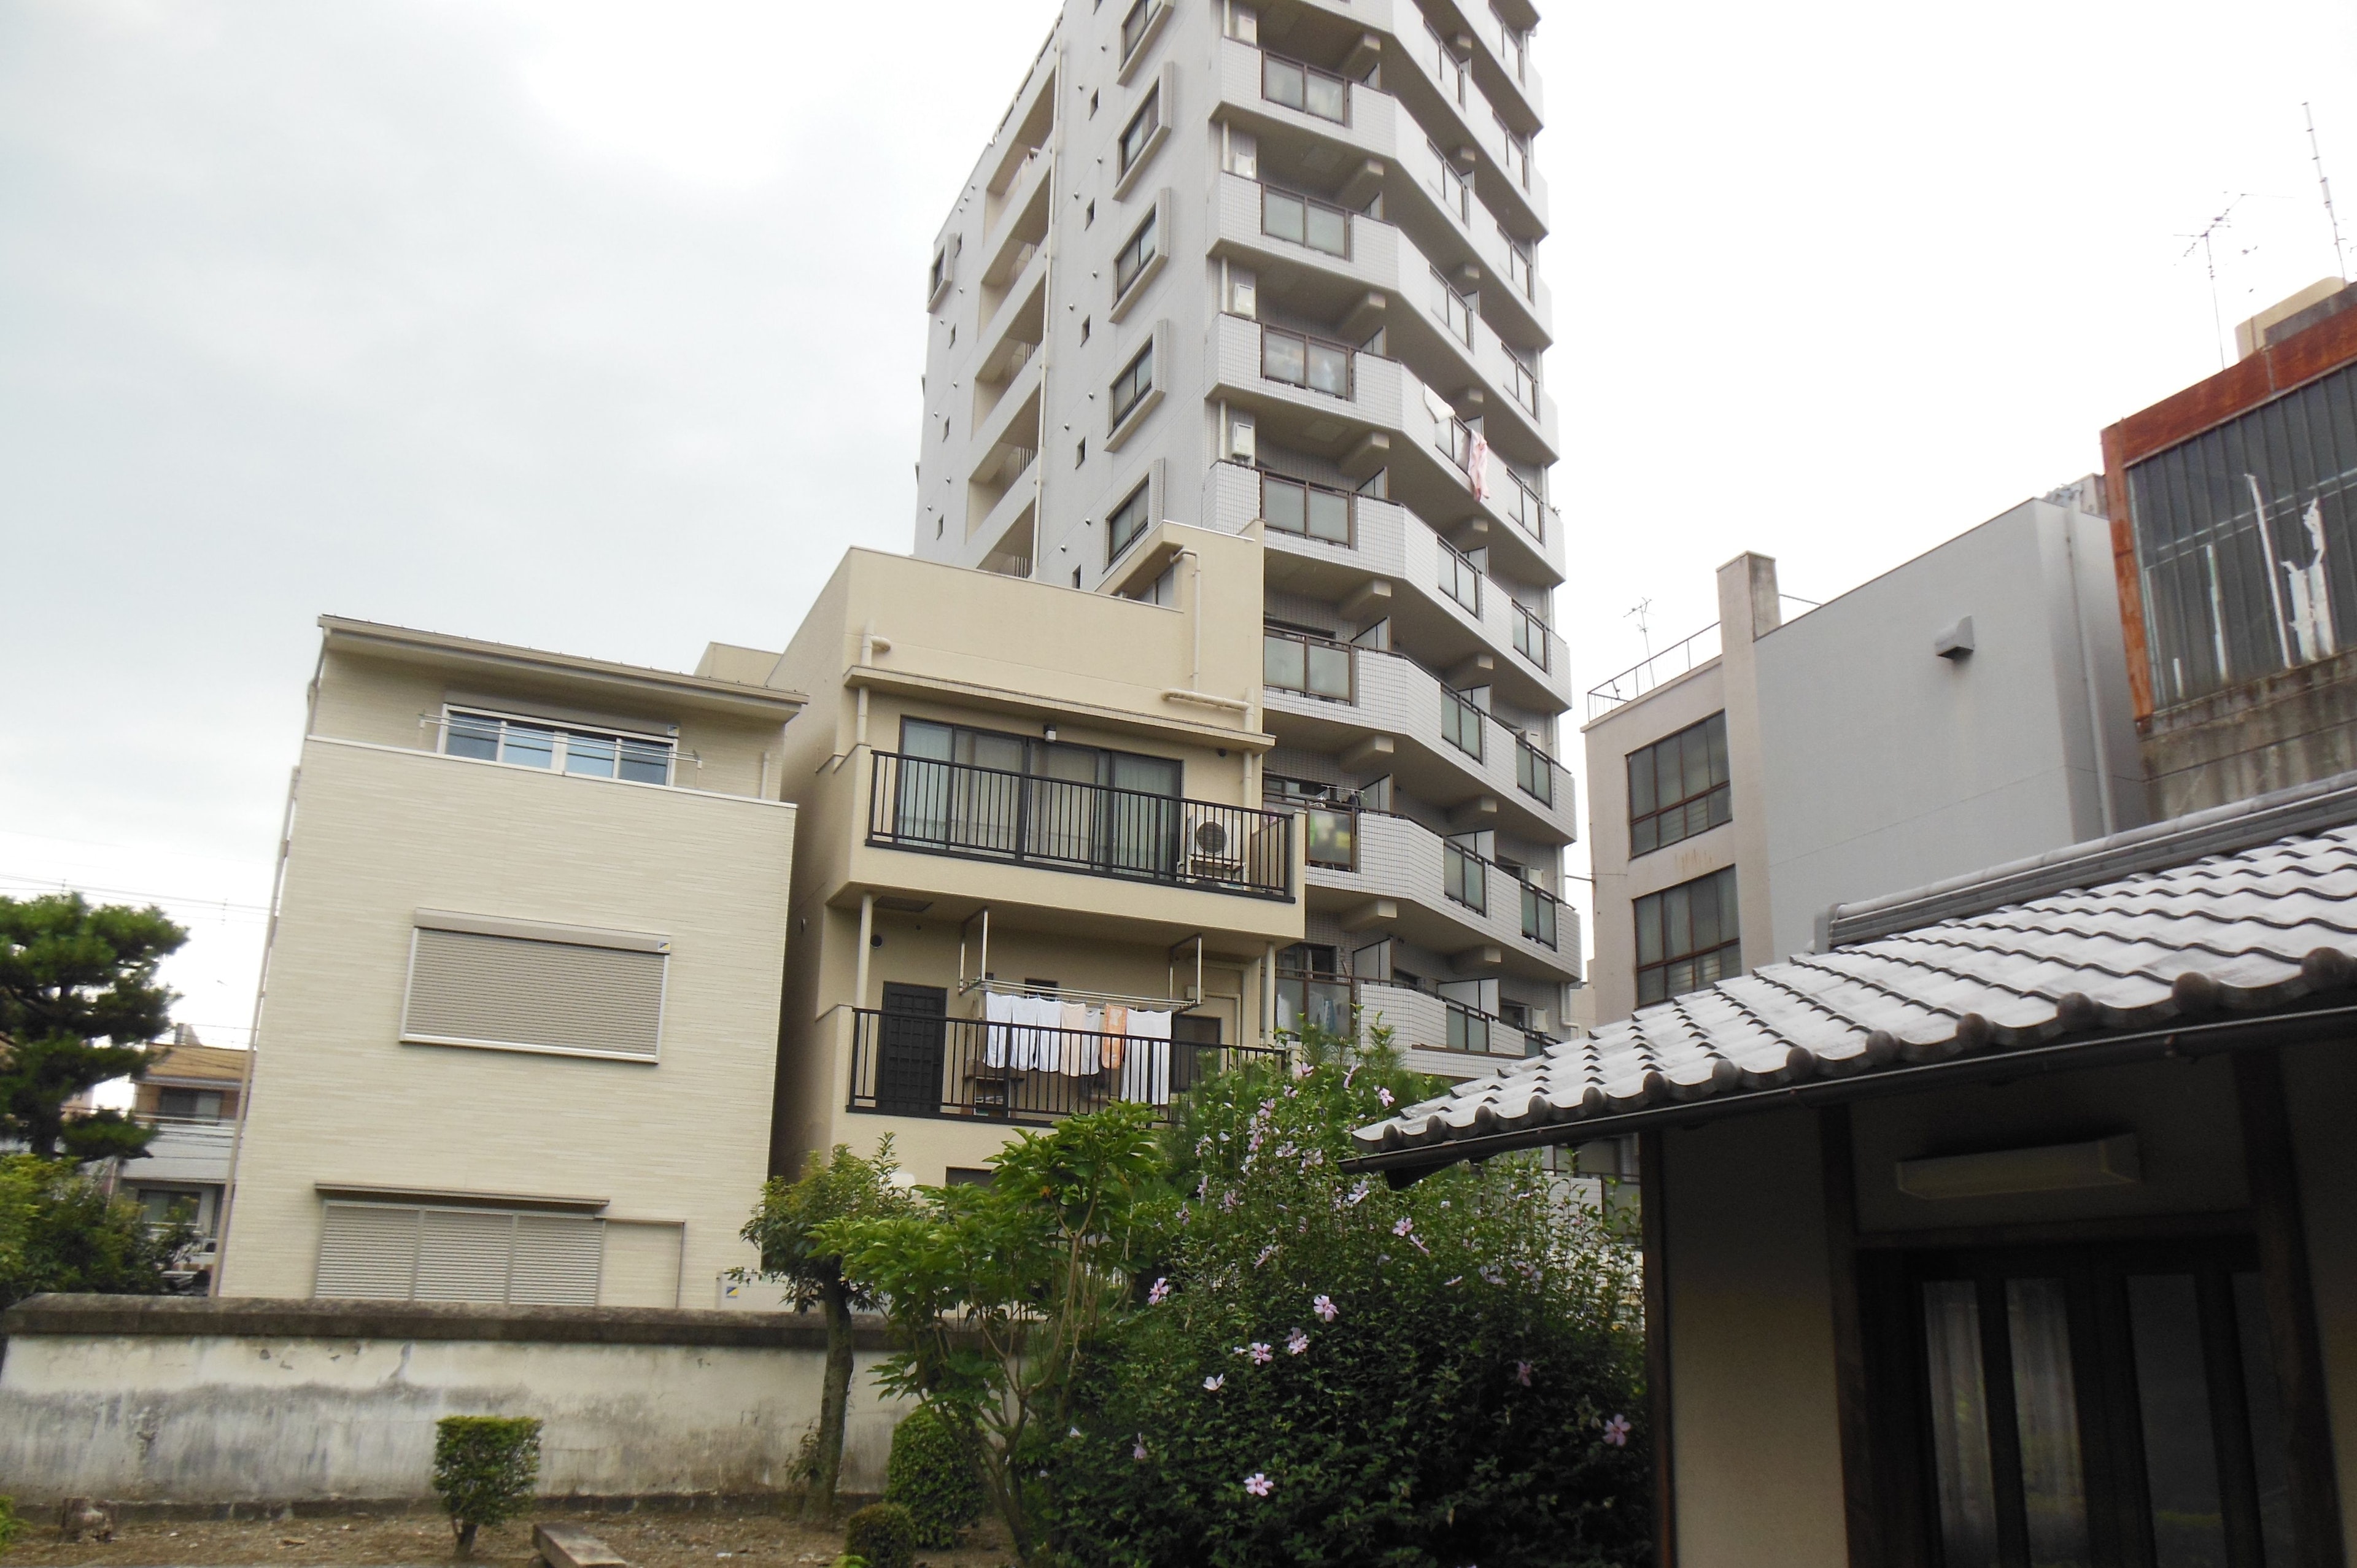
(217, 617, 804, 1308)
(114, 1033, 249, 1252)
(740, 535, 1305, 1186)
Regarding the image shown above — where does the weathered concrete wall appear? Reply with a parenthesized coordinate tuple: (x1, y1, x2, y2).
(0, 1297, 911, 1506)
(2140, 646, 2357, 816)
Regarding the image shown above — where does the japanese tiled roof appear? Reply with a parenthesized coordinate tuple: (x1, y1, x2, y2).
(1352, 787, 2357, 1162)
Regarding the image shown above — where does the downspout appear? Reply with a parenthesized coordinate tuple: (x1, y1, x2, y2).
(214, 635, 329, 1294)
(855, 892, 876, 1013)
(1264, 942, 1279, 1046)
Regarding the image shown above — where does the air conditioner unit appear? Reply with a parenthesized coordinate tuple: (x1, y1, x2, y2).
(1185, 816, 1241, 878)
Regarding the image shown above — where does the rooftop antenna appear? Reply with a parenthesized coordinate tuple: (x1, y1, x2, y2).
(2306, 102, 2350, 282)
(2180, 196, 2246, 369)
(1625, 597, 1654, 659)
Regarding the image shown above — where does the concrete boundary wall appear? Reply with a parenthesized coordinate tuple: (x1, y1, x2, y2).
(0, 1297, 911, 1506)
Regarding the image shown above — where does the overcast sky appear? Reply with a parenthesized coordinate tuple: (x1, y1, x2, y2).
(4, 0, 2354, 1042)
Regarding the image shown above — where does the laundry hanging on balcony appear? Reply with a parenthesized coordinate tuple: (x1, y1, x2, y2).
(1121, 1009, 1173, 1106)
(1468, 432, 1492, 500)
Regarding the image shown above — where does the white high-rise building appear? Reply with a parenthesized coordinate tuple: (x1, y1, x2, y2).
(913, 0, 1576, 1065)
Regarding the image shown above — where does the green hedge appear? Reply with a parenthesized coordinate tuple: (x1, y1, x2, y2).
(0, 1495, 23, 1556)
(883, 1402, 985, 1548)
(432, 1415, 543, 1556)
(841, 1502, 916, 1568)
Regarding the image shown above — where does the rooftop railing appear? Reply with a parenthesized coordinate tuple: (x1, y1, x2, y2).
(1587, 621, 1724, 720)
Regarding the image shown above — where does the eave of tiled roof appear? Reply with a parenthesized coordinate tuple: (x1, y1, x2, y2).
(1347, 790, 2357, 1177)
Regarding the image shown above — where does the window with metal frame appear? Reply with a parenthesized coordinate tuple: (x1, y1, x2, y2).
(1261, 51, 1348, 122)
(1628, 711, 1731, 856)
(1634, 865, 1739, 1006)
(1428, 140, 1471, 220)
(1438, 541, 1482, 614)
(1442, 840, 1486, 912)
(1505, 347, 1540, 414)
(1119, 86, 1161, 174)
(1501, 230, 1535, 298)
(1515, 736, 1554, 805)
(1512, 600, 1551, 669)
(1105, 478, 1154, 565)
(1262, 186, 1349, 257)
(1114, 209, 1158, 299)
(1261, 471, 1353, 544)
(1261, 325, 1353, 398)
(1520, 879, 1558, 948)
(1432, 268, 1474, 347)
(1263, 628, 1354, 701)
(1109, 341, 1155, 429)
(1446, 1002, 1490, 1052)
(1441, 688, 1485, 759)
(443, 709, 675, 786)
(1120, 0, 1159, 62)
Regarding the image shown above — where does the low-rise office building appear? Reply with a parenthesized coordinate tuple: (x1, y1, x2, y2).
(219, 618, 804, 1307)
(1582, 490, 2144, 1024)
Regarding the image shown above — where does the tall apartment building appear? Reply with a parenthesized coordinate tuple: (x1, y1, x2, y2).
(1582, 491, 2145, 1024)
(2102, 277, 2357, 814)
(913, 0, 1579, 1059)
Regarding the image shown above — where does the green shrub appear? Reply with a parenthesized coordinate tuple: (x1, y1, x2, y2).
(840, 1502, 916, 1568)
(0, 1495, 22, 1555)
(828, 1558, 869, 1568)
(883, 1402, 985, 1548)
(431, 1415, 543, 1556)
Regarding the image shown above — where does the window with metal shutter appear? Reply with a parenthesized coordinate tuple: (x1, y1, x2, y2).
(403, 927, 666, 1059)
(312, 1201, 606, 1303)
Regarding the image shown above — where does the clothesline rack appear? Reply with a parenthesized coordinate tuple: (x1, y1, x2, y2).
(956, 906, 1204, 1014)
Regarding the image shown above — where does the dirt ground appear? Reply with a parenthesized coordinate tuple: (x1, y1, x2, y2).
(7, 1510, 1015, 1568)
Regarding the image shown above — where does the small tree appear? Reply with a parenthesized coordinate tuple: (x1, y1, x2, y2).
(432, 1415, 541, 1556)
(739, 1139, 913, 1523)
(824, 1103, 1166, 1567)
(0, 894, 186, 1161)
(0, 1154, 197, 1310)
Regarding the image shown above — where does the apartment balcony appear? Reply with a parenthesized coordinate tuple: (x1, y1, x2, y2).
(1298, 806, 1579, 983)
(115, 1116, 236, 1186)
(844, 1006, 1285, 1126)
(1205, 460, 1571, 714)
(979, 240, 1047, 365)
(1388, 14, 1548, 239)
(1280, 970, 1533, 1079)
(866, 751, 1294, 900)
(1207, 172, 1557, 463)
(1261, 628, 1578, 847)
(1206, 313, 1563, 589)
(981, 144, 1051, 277)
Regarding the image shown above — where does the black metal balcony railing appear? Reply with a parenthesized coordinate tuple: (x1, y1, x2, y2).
(849, 1007, 1286, 1123)
(868, 753, 1293, 899)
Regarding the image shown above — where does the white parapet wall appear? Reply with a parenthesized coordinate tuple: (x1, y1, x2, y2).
(0, 1296, 913, 1506)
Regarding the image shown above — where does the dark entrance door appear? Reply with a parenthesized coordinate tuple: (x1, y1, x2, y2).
(1886, 1240, 2296, 1568)
(1169, 1011, 1223, 1094)
(875, 983, 947, 1118)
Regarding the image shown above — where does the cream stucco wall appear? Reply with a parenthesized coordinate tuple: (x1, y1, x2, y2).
(222, 643, 798, 1303)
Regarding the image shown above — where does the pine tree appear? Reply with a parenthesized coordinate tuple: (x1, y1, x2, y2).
(0, 894, 187, 1160)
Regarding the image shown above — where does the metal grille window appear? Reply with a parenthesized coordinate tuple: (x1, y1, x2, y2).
(1119, 86, 1160, 174)
(1114, 209, 1158, 298)
(1261, 472, 1353, 544)
(1443, 840, 1486, 912)
(444, 710, 673, 786)
(1635, 866, 1740, 1007)
(1628, 711, 1730, 856)
(402, 914, 669, 1060)
(2128, 361, 2357, 709)
(1107, 477, 1153, 563)
(1261, 52, 1348, 122)
(1262, 186, 1349, 257)
(1512, 601, 1552, 669)
(1109, 341, 1155, 428)
(1264, 628, 1354, 701)
(1441, 688, 1485, 759)
(1432, 268, 1474, 346)
(314, 1201, 604, 1305)
(1261, 326, 1353, 398)
(1438, 542, 1482, 614)
(1515, 738, 1554, 805)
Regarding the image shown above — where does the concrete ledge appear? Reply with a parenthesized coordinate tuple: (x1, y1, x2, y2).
(73, 1494, 848, 1524)
(0, 1294, 900, 1352)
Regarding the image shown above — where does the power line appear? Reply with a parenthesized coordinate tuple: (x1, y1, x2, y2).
(0, 873, 273, 919)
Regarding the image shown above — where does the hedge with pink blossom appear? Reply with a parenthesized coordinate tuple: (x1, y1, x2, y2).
(1038, 1025, 1650, 1568)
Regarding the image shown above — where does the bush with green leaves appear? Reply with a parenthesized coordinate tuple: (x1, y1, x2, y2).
(0, 1154, 198, 1311)
(0, 1494, 23, 1555)
(884, 1400, 985, 1548)
(431, 1415, 542, 1556)
(1040, 1027, 1651, 1568)
(840, 1502, 916, 1568)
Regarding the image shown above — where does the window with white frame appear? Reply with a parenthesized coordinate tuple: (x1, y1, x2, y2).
(443, 709, 676, 786)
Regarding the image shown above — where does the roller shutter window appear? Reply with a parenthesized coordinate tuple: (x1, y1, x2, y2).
(403, 928, 666, 1059)
(314, 1201, 605, 1303)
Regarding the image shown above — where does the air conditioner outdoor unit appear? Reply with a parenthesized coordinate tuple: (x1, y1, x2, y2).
(1185, 816, 1241, 879)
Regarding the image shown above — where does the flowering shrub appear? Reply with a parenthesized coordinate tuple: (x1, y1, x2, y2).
(1040, 1027, 1649, 1568)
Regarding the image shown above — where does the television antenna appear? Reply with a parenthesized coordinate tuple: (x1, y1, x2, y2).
(2180, 196, 2254, 369)
(2307, 103, 2350, 282)
(1625, 597, 1654, 658)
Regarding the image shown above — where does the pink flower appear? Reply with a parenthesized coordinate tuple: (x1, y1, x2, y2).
(1603, 1414, 1630, 1446)
(1242, 1472, 1274, 1497)
(1204, 1374, 1225, 1392)
(1515, 1361, 1533, 1387)
(1393, 1217, 1414, 1237)
(1133, 1437, 1148, 1462)
(1148, 1277, 1171, 1305)
(1376, 1086, 1395, 1107)
(1255, 1243, 1277, 1266)
(1247, 1341, 1273, 1364)
(1345, 1178, 1372, 1206)
(1285, 1328, 1310, 1355)
(1313, 1294, 1337, 1322)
